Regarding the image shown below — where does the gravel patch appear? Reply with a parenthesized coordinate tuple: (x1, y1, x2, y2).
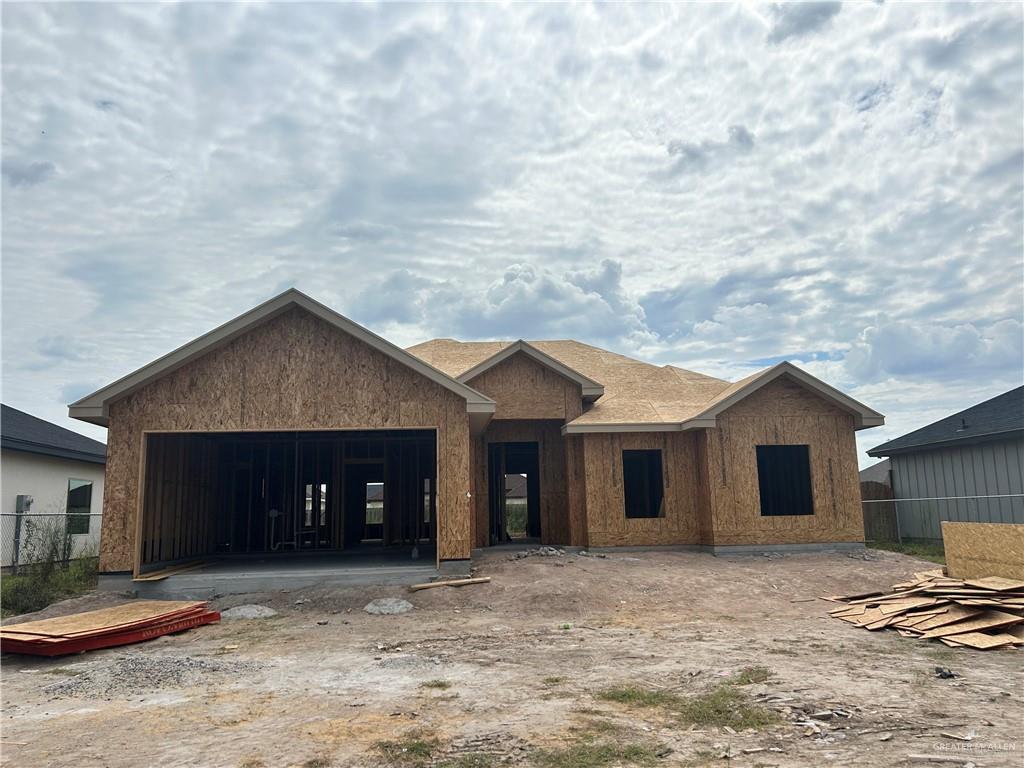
(364, 598, 413, 615)
(44, 654, 262, 699)
(221, 604, 279, 620)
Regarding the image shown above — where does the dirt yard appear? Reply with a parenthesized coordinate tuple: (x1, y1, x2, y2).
(2, 549, 1021, 768)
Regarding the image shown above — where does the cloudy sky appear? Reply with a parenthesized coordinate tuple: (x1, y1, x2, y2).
(2, 2, 1022, 465)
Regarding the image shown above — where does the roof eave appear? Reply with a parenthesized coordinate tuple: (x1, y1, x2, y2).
(868, 427, 1024, 457)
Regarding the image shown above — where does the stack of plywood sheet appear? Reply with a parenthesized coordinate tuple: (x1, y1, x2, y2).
(825, 570, 1024, 650)
(0, 600, 220, 656)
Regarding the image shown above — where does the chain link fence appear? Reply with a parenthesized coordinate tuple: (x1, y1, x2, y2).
(862, 494, 1024, 545)
(1, 512, 103, 572)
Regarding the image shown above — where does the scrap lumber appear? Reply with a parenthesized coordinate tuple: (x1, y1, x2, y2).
(409, 576, 491, 591)
(825, 569, 1024, 651)
(0, 600, 219, 657)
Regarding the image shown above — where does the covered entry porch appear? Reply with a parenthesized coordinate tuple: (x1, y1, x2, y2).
(137, 429, 438, 575)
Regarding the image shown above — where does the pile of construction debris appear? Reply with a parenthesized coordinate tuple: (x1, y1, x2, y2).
(826, 569, 1024, 650)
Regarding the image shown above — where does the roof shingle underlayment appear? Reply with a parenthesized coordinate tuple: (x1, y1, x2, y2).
(407, 339, 883, 433)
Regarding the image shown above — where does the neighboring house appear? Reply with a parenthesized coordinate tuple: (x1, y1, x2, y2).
(867, 387, 1024, 540)
(859, 459, 891, 486)
(1, 404, 106, 568)
(67, 289, 884, 580)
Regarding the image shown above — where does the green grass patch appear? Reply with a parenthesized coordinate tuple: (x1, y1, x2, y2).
(597, 682, 778, 732)
(868, 539, 945, 564)
(596, 686, 683, 709)
(543, 676, 567, 686)
(533, 741, 660, 768)
(375, 732, 440, 766)
(436, 755, 499, 768)
(1, 556, 98, 618)
(676, 685, 779, 730)
(419, 679, 452, 690)
(729, 666, 771, 685)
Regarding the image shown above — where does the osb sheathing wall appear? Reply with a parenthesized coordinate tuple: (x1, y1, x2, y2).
(465, 351, 583, 422)
(100, 307, 473, 573)
(470, 420, 573, 547)
(581, 431, 703, 547)
(703, 376, 864, 546)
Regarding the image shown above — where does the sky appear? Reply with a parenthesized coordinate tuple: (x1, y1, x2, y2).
(2, 2, 1022, 466)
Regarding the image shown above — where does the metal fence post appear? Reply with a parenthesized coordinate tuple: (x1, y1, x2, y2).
(893, 498, 902, 545)
(12, 495, 33, 575)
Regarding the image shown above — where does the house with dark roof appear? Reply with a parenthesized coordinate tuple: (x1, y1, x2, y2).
(867, 386, 1024, 539)
(67, 289, 883, 585)
(1, 404, 106, 568)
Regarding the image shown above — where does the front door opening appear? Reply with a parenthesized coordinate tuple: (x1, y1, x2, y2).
(488, 442, 540, 544)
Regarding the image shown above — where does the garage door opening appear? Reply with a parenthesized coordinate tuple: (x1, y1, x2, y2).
(139, 429, 436, 574)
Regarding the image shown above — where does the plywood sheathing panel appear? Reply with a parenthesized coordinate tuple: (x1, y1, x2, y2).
(581, 431, 702, 547)
(100, 307, 473, 571)
(703, 377, 864, 546)
(474, 420, 572, 546)
(464, 351, 583, 422)
(565, 434, 588, 547)
(942, 522, 1024, 580)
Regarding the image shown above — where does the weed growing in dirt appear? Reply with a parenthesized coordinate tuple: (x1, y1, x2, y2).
(375, 732, 440, 766)
(437, 755, 498, 768)
(676, 685, 779, 730)
(533, 741, 660, 768)
(542, 676, 566, 685)
(596, 686, 683, 708)
(420, 679, 452, 690)
(303, 758, 332, 768)
(729, 666, 772, 685)
(597, 683, 778, 731)
(1, 523, 98, 618)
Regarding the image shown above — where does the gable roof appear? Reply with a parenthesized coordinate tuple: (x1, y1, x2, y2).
(2, 404, 106, 464)
(407, 341, 884, 433)
(455, 340, 605, 399)
(68, 289, 495, 427)
(868, 386, 1024, 457)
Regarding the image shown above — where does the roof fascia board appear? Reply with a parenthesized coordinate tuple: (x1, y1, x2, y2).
(68, 290, 494, 426)
(1, 438, 106, 464)
(868, 427, 1024, 457)
(561, 422, 682, 436)
(458, 340, 604, 398)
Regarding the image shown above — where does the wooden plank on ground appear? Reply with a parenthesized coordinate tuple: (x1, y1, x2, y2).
(939, 632, 1017, 650)
(911, 606, 981, 632)
(963, 577, 1024, 592)
(919, 610, 1024, 639)
(409, 577, 491, 591)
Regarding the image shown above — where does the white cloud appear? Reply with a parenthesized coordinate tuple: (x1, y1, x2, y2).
(1, 2, 1021, 461)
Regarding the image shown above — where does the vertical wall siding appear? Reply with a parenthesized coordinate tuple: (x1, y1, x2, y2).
(100, 307, 473, 573)
(890, 438, 1024, 540)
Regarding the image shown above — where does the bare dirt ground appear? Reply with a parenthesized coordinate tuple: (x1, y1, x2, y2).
(2, 549, 1022, 768)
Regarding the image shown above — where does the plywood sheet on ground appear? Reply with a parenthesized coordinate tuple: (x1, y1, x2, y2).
(942, 522, 1024, 581)
(0, 601, 204, 639)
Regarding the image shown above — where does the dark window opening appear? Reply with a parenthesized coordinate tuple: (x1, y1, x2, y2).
(67, 479, 92, 535)
(622, 450, 664, 519)
(756, 445, 814, 517)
